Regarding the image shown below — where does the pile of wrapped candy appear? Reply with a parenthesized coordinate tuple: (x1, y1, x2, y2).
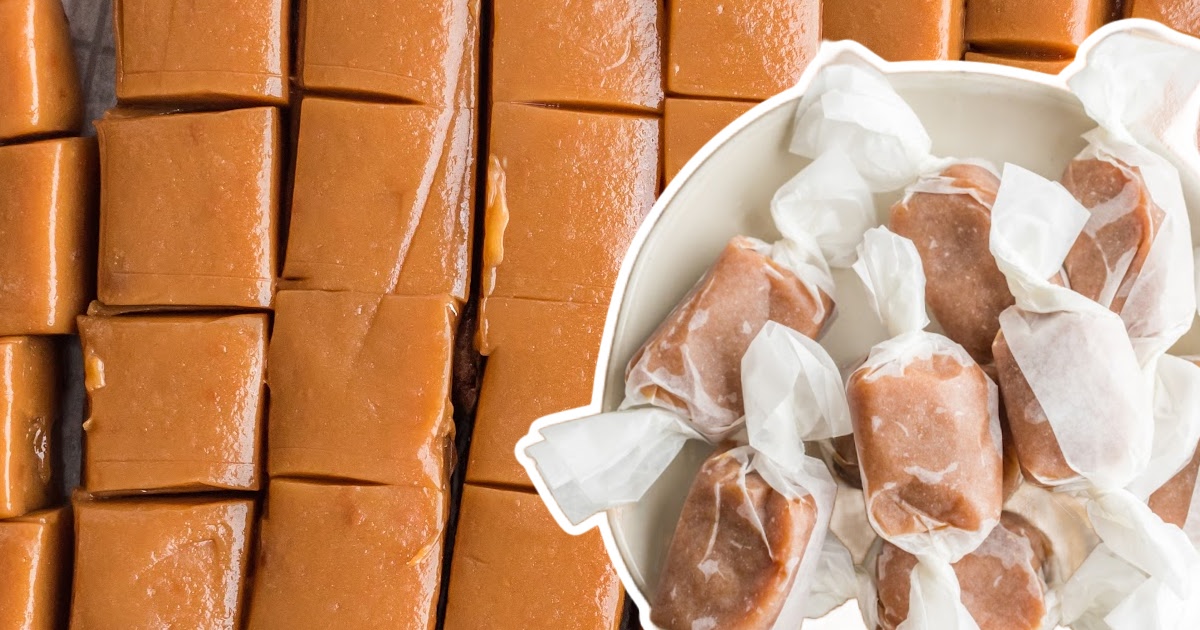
(526, 32, 1200, 630)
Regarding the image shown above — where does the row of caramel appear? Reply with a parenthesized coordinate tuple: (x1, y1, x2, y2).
(1, 1, 89, 628)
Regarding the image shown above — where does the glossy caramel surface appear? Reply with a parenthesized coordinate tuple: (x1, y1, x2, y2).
(248, 480, 446, 630)
(668, 0, 819, 99)
(299, 0, 479, 106)
(96, 108, 280, 309)
(114, 0, 289, 105)
(663, 98, 755, 182)
(967, 0, 1107, 55)
(0, 137, 97, 335)
(443, 484, 622, 630)
(0, 0, 81, 141)
(1129, 0, 1200, 38)
(78, 314, 267, 494)
(267, 291, 457, 487)
(466, 298, 608, 488)
(70, 496, 255, 630)
(492, 0, 663, 111)
(0, 337, 56, 520)
(0, 507, 71, 630)
(964, 52, 1072, 74)
(282, 97, 475, 300)
(482, 103, 658, 305)
(825, 0, 965, 61)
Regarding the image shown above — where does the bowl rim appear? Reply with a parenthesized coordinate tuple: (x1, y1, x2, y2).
(513, 17, 1200, 627)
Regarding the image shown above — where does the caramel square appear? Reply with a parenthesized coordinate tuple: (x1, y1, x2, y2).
(70, 496, 255, 629)
(267, 291, 456, 487)
(966, 0, 1108, 55)
(0, 337, 56, 520)
(1127, 0, 1200, 38)
(492, 0, 663, 111)
(466, 298, 606, 488)
(248, 480, 446, 629)
(443, 484, 623, 630)
(0, 0, 82, 141)
(0, 507, 71, 630)
(298, 0, 479, 106)
(483, 103, 658, 305)
(668, 0, 820, 99)
(114, 0, 289, 105)
(282, 98, 475, 299)
(965, 52, 1072, 74)
(78, 314, 267, 494)
(96, 108, 280, 308)
(0, 138, 97, 335)
(825, 0, 966, 61)
(664, 98, 755, 183)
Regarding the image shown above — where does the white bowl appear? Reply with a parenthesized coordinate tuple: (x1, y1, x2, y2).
(518, 19, 1200, 630)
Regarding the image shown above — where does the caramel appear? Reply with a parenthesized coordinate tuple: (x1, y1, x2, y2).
(0, 337, 56, 520)
(825, 0, 965, 61)
(443, 484, 623, 630)
(0, 0, 81, 141)
(664, 98, 755, 183)
(0, 507, 70, 630)
(966, 0, 1107, 55)
(78, 314, 267, 494)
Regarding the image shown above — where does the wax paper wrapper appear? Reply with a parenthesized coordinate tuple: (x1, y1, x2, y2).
(847, 227, 1004, 630)
(1063, 29, 1200, 366)
(989, 164, 1152, 490)
(624, 149, 876, 441)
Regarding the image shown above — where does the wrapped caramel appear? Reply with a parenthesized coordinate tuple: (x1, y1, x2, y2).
(625, 149, 876, 441)
(847, 227, 1003, 630)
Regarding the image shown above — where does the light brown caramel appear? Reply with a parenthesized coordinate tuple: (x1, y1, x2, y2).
(825, 0, 965, 61)
(891, 164, 1009, 364)
(967, 0, 1109, 55)
(0, 0, 81, 141)
(78, 314, 267, 494)
(114, 0, 289, 105)
(0, 138, 97, 335)
(282, 97, 474, 300)
(492, 0, 663, 111)
(71, 496, 255, 629)
(248, 480, 447, 630)
(668, 0, 820, 99)
(0, 507, 71, 630)
(652, 449, 817, 630)
(965, 52, 1072, 75)
(443, 485, 624, 630)
(96, 108, 281, 309)
(664, 98, 756, 183)
(267, 291, 457, 488)
(1128, 0, 1200, 38)
(0, 337, 56, 520)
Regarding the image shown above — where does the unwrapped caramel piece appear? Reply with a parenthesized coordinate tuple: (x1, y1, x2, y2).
(626, 236, 832, 439)
(96, 108, 280, 309)
(467, 298, 607, 489)
(443, 484, 624, 630)
(0, 138, 97, 335)
(1128, 0, 1200, 38)
(1149, 445, 1200, 528)
(0, 337, 56, 520)
(1062, 157, 1164, 314)
(282, 97, 474, 299)
(876, 513, 1050, 630)
(298, 0, 479, 106)
(0, 507, 70, 630)
(493, 0, 663, 111)
(849, 349, 1003, 538)
(668, 0, 820, 99)
(966, 0, 1107, 55)
(993, 332, 1079, 487)
(965, 52, 1072, 75)
(652, 449, 817, 630)
(0, 0, 81, 141)
(664, 98, 756, 182)
(78, 314, 267, 494)
(70, 496, 255, 629)
(114, 0, 289, 105)
(267, 291, 456, 487)
(248, 480, 446, 629)
(825, 0, 965, 61)
(891, 164, 1009, 364)
(830, 434, 862, 489)
(482, 103, 657, 304)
